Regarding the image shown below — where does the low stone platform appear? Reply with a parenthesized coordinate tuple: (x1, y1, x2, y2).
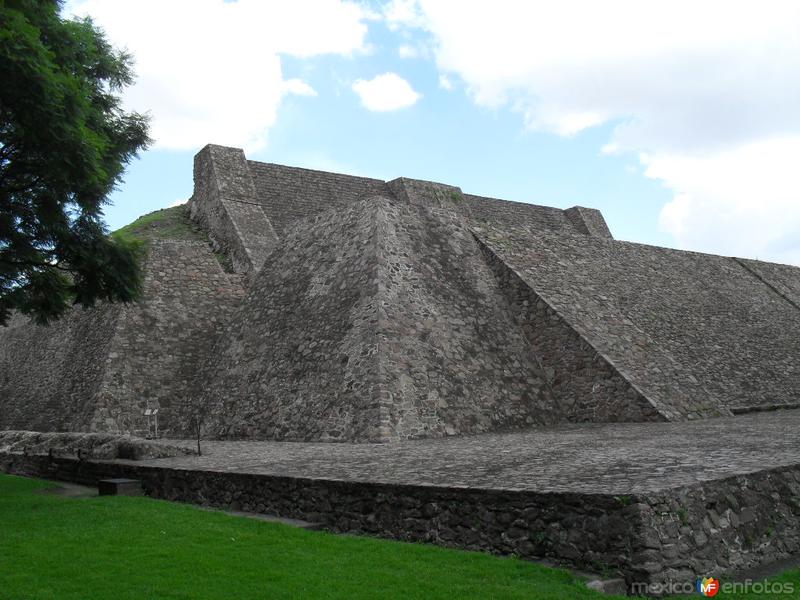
(140, 410, 800, 494)
(3, 410, 800, 595)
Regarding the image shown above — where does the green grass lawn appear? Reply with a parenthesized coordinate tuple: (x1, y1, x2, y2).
(1, 473, 798, 599)
(0, 474, 612, 600)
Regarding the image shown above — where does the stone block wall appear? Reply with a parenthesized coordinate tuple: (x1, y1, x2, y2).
(473, 220, 800, 417)
(465, 193, 607, 237)
(736, 257, 800, 311)
(0, 239, 244, 435)
(198, 185, 632, 442)
(92, 241, 245, 435)
(246, 158, 613, 242)
(475, 225, 724, 421)
(192, 146, 619, 279)
(149, 152, 800, 430)
(564, 206, 614, 239)
(374, 197, 558, 438)
(189, 145, 278, 274)
(634, 466, 800, 591)
(386, 177, 466, 211)
(199, 198, 385, 441)
(194, 175, 651, 442)
(5, 143, 800, 439)
(248, 161, 390, 235)
(0, 306, 120, 431)
(475, 236, 664, 423)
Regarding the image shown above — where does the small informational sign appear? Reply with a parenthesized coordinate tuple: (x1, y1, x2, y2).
(143, 406, 160, 438)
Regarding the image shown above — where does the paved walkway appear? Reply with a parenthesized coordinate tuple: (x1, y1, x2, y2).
(138, 410, 800, 495)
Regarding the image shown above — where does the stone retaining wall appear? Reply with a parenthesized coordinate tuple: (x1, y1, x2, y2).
(3, 452, 799, 595)
(636, 468, 800, 592)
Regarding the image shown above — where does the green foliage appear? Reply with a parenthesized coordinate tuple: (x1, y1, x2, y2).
(0, 0, 150, 325)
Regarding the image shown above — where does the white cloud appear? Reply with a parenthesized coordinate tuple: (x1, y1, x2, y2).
(67, 0, 368, 152)
(392, 0, 800, 263)
(383, 0, 428, 30)
(168, 198, 187, 208)
(282, 79, 318, 97)
(398, 44, 418, 59)
(397, 42, 430, 60)
(353, 72, 421, 112)
(653, 137, 800, 264)
(438, 74, 453, 91)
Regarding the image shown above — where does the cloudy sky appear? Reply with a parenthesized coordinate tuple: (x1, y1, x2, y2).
(65, 0, 800, 264)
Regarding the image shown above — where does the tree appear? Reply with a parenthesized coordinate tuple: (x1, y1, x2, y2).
(0, 0, 150, 326)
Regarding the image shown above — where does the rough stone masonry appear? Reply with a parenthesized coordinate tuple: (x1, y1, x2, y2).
(4, 143, 799, 439)
(2, 144, 800, 592)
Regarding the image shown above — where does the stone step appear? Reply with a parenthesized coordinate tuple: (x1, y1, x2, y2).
(98, 478, 143, 496)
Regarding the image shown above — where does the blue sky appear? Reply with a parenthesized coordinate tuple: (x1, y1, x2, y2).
(66, 1, 800, 263)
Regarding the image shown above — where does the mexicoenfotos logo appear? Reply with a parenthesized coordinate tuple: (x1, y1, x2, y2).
(632, 577, 794, 596)
(697, 577, 720, 597)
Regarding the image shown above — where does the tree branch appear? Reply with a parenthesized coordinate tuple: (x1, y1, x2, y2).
(0, 258, 72, 272)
